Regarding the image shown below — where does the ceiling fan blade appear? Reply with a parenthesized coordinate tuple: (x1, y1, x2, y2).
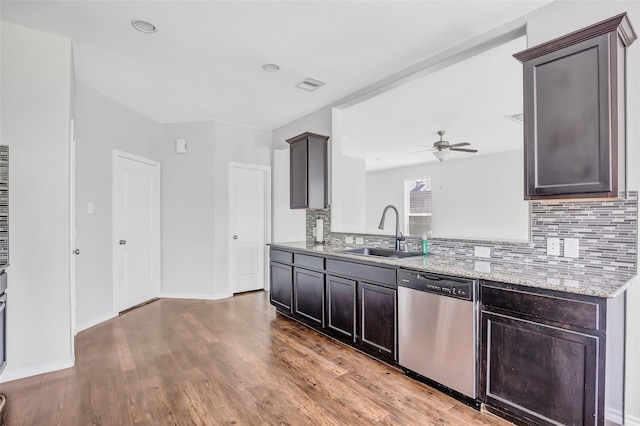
(450, 147, 478, 153)
(449, 142, 471, 147)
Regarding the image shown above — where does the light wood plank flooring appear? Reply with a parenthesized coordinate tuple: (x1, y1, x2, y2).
(1, 291, 512, 425)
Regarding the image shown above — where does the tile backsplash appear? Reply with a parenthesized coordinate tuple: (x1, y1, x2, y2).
(306, 192, 637, 274)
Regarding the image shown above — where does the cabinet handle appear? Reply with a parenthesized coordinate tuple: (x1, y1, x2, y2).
(73, 249, 80, 255)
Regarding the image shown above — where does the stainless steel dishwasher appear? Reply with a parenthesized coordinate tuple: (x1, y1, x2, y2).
(398, 269, 478, 401)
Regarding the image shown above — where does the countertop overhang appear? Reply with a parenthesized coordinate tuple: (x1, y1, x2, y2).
(269, 241, 637, 298)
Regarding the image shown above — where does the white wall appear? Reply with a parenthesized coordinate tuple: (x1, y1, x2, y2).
(74, 84, 162, 331)
(160, 122, 217, 298)
(212, 121, 272, 296)
(272, 107, 332, 243)
(272, 148, 306, 242)
(523, 2, 640, 423)
(0, 22, 74, 380)
(365, 151, 528, 241)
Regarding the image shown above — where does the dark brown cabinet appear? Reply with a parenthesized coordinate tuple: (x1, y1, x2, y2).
(293, 267, 325, 327)
(269, 250, 293, 312)
(480, 281, 624, 426)
(514, 13, 636, 200)
(358, 282, 396, 360)
(286, 132, 329, 209)
(326, 275, 356, 341)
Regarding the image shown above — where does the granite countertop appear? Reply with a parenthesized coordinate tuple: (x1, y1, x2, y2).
(269, 241, 638, 298)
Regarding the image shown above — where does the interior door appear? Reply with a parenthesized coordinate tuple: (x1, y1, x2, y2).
(114, 151, 161, 311)
(229, 163, 270, 294)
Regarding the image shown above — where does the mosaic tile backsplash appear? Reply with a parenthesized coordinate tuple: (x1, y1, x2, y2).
(306, 192, 638, 274)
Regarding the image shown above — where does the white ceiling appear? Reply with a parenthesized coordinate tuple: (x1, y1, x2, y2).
(343, 35, 527, 171)
(0, 1, 549, 130)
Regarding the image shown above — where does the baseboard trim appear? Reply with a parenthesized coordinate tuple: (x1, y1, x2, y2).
(77, 311, 117, 333)
(160, 292, 232, 301)
(0, 357, 75, 383)
(626, 413, 640, 426)
(605, 407, 623, 425)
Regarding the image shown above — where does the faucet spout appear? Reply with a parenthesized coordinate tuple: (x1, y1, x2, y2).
(378, 205, 401, 251)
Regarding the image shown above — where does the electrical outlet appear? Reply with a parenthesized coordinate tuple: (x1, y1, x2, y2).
(355, 237, 364, 245)
(312, 226, 317, 237)
(474, 246, 491, 258)
(345, 236, 354, 244)
(547, 238, 560, 256)
(564, 238, 580, 258)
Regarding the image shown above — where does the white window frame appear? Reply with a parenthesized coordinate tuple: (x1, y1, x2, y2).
(404, 178, 432, 236)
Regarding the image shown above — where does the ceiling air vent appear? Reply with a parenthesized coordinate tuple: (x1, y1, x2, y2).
(296, 78, 326, 91)
(505, 113, 524, 124)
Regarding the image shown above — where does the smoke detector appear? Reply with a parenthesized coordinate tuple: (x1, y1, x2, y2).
(296, 78, 326, 91)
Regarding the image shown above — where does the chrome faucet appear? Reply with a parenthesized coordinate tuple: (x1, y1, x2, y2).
(378, 205, 404, 251)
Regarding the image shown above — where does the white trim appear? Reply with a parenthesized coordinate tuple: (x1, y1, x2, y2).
(626, 413, 640, 426)
(76, 311, 117, 333)
(228, 162, 272, 294)
(0, 358, 75, 383)
(604, 407, 623, 425)
(69, 119, 77, 347)
(160, 292, 232, 301)
(112, 150, 162, 313)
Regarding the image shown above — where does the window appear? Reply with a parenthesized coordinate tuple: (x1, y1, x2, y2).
(404, 178, 432, 236)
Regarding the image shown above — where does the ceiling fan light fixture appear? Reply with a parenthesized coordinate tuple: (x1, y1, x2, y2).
(433, 150, 450, 162)
(131, 19, 157, 34)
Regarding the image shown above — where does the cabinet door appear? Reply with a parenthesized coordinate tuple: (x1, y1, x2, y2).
(270, 262, 292, 312)
(326, 275, 356, 341)
(293, 267, 325, 327)
(289, 140, 308, 209)
(481, 312, 598, 425)
(359, 282, 396, 360)
(523, 35, 613, 198)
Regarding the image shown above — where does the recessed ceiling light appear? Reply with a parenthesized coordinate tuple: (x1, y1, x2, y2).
(131, 19, 157, 34)
(296, 78, 326, 91)
(262, 63, 280, 72)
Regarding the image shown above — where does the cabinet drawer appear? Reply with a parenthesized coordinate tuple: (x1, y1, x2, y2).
(294, 253, 324, 270)
(481, 284, 600, 330)
(270, 249, 292, 264)
(326, 259, 396, 287)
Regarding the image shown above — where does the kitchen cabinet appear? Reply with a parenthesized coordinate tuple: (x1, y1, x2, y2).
(293, 267, 325, 328)
(480, 281, 624, 426)
(326, 275, 356, 341)
(514, 13, 636, 200)
(286, 132, 329, 209)
(358, 282, 396, 360)
(269, 249, 293, 312)
(268, 247, 398, 363)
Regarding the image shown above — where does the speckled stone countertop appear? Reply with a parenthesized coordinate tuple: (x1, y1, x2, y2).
(269, 241, 637, 298)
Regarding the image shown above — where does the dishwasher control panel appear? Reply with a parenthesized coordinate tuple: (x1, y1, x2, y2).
(397, 270, 476, 301)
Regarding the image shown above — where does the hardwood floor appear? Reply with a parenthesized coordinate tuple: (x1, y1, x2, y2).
(1, 292, 512, 425)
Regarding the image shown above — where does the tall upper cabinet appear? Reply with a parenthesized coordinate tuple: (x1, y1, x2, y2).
(286, 132, 329, 209)
(514, 13, 637, 200)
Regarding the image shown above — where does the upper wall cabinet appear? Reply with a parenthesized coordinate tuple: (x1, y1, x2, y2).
(514, 13, 637, 200)
(286, 132, 329, 209)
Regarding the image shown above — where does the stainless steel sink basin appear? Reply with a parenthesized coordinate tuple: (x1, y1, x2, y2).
(341, 247, 424, 259)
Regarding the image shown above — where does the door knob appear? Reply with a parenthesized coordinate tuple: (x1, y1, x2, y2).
(233, 235, 238, 239)
(73, 249, 80, 255)
(119, 240, 126, 245)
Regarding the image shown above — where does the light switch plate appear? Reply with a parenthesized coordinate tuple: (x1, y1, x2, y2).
(345, 236, 354, 244)
(312, 226, 317, 237)
(564, 238, 580, 258)
(474, 246, 491, 258)
(547, 238, 560, 256)
(355, 237, 364, 245)
(87, 202, 94, 214)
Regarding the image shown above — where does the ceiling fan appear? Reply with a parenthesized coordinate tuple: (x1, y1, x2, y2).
(410, 130, 478, 161)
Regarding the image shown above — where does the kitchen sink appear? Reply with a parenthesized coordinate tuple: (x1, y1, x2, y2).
(341, 247, 424, 259)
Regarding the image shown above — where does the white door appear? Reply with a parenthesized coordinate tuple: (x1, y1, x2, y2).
(229, 163, 270, 294)
(114, 151, 161, 312)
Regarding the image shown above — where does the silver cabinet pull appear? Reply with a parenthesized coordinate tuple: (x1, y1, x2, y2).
(73, 249, 80, 255)
(119, 240, 126, 245)
(233, 235, 238, 240)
